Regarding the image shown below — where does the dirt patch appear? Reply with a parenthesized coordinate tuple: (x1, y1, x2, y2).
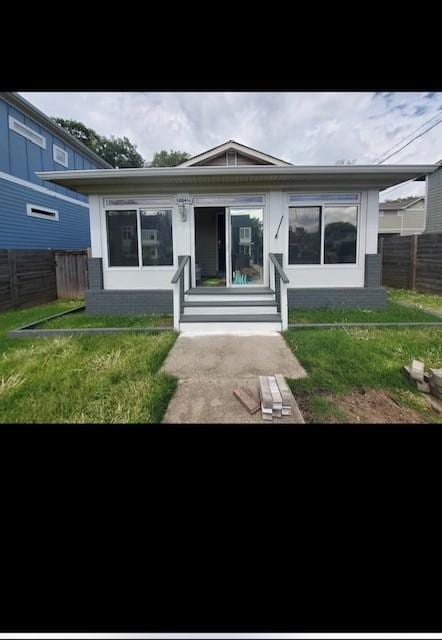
(335, 388, 425, 423)
(298, 388, 426, 424)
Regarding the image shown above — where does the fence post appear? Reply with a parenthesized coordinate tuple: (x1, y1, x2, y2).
(409, 235, 418, 291)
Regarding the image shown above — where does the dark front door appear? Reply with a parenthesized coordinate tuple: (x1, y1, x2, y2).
(217, 212, 226, 275)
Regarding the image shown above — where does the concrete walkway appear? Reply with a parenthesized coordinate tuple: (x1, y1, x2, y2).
(161, 333, 307, 424)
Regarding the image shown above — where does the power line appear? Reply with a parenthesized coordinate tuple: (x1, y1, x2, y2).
(377, 118, 442, 164)
(373, 111, 442, 164)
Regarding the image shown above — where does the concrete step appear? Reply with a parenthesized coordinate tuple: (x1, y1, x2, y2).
(179, 322, 282, 333)
(184, 299, 277, 307)
(183, 306, 278, 315)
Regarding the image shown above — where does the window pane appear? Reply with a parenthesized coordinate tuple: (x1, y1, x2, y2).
(288, 207, 321, 264)
(324, 206, 358, 264)
(106, 210, 139, 267)
(140, 209, 173, 266)
(230, 208, 263, 285)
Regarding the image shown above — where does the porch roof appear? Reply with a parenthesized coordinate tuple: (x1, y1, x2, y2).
(37, 164, 438, 195)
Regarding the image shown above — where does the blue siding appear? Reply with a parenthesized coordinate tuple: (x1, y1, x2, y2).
(0, 100, 9, 173)
(0, 95, 105, 248)
(0, 177, 90, 250)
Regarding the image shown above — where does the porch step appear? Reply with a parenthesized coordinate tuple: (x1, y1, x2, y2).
(180, 314, 281, 323)
(187, 287, 274, 295)
(183, 305, 278, 315)
(184, 299, 276, 307)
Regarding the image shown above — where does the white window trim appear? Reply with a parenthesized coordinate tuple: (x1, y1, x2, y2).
(104, 206, 175, 270)
(53, 144, 69, 168)
(287, 198, 360, 269)
(26, 203, 59, 221)
(9, 116, 46, 149)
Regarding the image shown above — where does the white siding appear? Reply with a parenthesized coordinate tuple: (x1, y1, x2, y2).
(93, 187, 376, 291)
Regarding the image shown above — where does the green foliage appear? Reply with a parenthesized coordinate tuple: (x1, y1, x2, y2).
(149, 150, 190, 167)
(53, 117, 146, 168)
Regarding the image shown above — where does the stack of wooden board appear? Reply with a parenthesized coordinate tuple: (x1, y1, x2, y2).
(258, 375, 292, 421)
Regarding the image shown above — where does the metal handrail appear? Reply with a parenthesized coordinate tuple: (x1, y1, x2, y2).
(171, 255, 190, 284)
(269, 253, 289, 283)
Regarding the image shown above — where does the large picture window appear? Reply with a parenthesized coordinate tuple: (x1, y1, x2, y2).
(289, 207, 321, 264)
(324, 206, 358, 264)
(105, 208, 174, 268)
(140, 209, 173, 266)
(288, 202, 358, 265)
(106, 210, 139, 267)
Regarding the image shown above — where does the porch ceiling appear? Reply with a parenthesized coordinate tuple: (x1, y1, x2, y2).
(36, 164, 438, 195)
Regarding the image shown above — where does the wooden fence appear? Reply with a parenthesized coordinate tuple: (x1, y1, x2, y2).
(380, 232, 442, 293)
(55, 251, 88, 299)
(0, 249, 88, 312)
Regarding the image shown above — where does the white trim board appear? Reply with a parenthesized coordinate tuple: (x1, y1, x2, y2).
(9, 115, 46, 149)
(0, 170, 89, 208)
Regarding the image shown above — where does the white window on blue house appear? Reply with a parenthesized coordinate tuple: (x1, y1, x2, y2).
(26, 204, 59, 221)
(53, 144, 68, 168)
(9, 116, 46, 148)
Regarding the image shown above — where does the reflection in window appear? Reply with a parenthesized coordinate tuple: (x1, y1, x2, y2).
(106, 210, 139, 267)
(230, 208, 263, 284)
(140, 209, 173, 266)
(324, 206, 357, 264)
(288, 207, 321, 264)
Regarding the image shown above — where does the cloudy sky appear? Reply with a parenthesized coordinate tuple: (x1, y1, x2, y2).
(21, 91, 442, 200)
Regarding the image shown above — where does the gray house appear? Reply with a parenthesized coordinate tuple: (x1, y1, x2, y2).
(425, 159, 442, 233)
(378, 197, 426, 239)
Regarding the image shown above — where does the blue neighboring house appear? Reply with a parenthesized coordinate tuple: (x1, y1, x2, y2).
(0, 92, 112, 250)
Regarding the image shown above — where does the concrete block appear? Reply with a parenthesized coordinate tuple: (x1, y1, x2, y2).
(429, 368, 442, 385)
(416, 380, 430, 394)
(410, 360, 425, 382)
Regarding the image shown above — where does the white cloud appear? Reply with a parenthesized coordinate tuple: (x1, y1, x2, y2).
(21, 91, 442, 200)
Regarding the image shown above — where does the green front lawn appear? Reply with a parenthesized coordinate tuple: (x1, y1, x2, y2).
(37, 310, 173, 329)
(0, 301, 177, 423)
(289, 301, 439, 325)
(283, 325, 442, 422)
(386, 287, 442, 315)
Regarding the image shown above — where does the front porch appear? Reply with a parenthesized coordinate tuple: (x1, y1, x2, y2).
(171, 253, 289, 333)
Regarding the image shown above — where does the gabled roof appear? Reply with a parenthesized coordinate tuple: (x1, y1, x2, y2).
(178, 140, 292, 167)
(0, 92, 112, 169)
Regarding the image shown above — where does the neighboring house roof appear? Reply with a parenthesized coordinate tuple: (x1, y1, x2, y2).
(0, 92, 112, 169)
(178, 140, 293, 167)
(37, 164, 438, 195)
(379, 197, 425, 211)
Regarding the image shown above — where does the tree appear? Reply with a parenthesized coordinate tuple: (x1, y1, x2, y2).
(53, 118, 146, 168)
(97, 136, 145, 168)
(149, 150, 190, 167)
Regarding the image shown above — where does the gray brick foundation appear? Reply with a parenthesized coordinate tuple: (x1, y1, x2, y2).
(364, 253, 382, 288)
(287, 287, 386, 309)
(87, 258, 104, 290)
(85, 289, 173, 315)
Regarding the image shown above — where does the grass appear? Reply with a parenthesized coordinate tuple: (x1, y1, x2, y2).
(283, 325, 442, 423)
(0, 301, 177, 423)
(288, 301, 440, 325)
(36, 310, 173, 329)
(386, 287, 442, 315)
